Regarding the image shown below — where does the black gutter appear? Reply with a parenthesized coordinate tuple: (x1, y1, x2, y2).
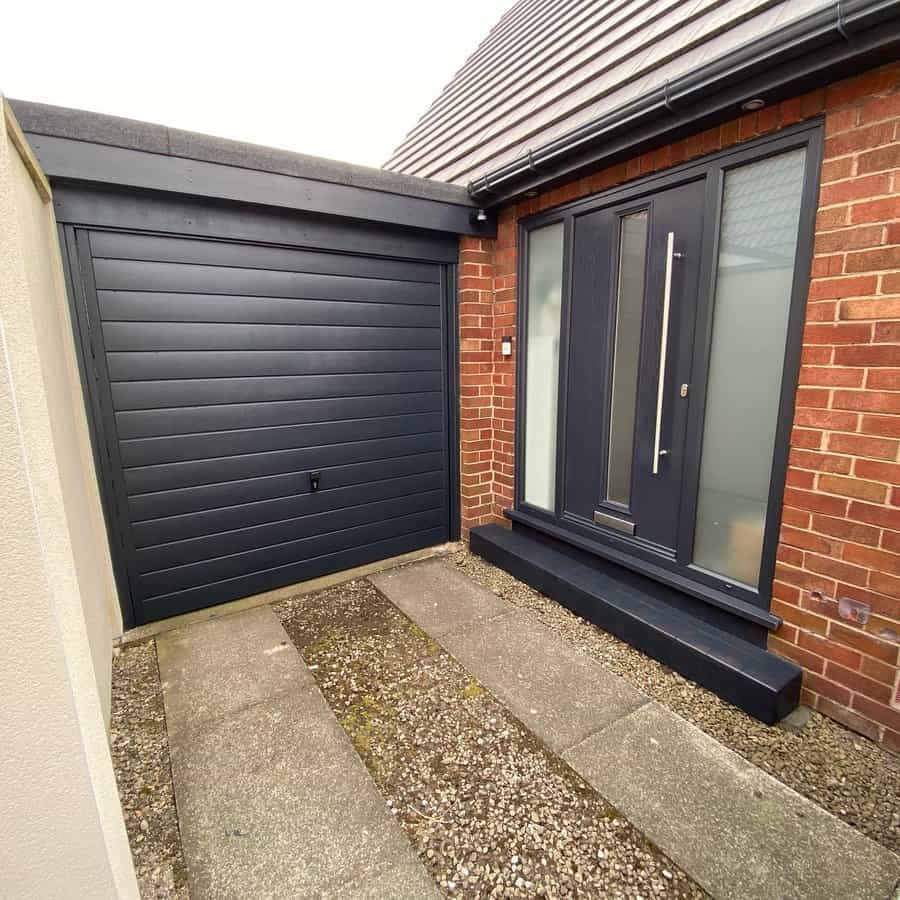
(468, 0, 900, 206)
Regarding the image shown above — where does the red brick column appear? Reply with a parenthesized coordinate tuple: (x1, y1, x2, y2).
(458, 236, 498, 538)
(457, 220, 520, 539)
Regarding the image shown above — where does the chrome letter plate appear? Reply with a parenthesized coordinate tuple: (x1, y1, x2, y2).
(593, 510, 636, 535)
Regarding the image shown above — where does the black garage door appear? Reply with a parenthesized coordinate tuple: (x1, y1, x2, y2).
(65, 217, 455, 625)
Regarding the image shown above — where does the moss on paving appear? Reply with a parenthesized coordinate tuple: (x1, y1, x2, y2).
(461, 679, 485, 700)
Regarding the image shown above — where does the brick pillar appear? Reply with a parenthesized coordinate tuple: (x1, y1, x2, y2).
(457, 218, 520, 538)
(458, 236, 497, 538)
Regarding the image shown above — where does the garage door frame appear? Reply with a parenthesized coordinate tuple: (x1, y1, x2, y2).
(54, 184, 464, 629)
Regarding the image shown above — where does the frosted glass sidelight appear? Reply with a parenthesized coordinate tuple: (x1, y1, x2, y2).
(523, 222, 565, 510)
(693, 148, 807, 586)
(606, 212, 649, 507)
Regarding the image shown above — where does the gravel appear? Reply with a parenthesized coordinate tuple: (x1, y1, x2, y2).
(276, 579, 707, 900)
(110, 640, 189, 900)
(449, 548, 900, 855)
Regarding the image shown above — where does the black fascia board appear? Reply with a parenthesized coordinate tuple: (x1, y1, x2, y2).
(467, 0, 900, 206)
(10, 101, 495, 238)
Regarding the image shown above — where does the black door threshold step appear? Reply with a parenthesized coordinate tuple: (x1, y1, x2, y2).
(469, 523, 801, 724)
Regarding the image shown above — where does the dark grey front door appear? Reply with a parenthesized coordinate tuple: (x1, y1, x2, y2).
(563, 180, 705, 554)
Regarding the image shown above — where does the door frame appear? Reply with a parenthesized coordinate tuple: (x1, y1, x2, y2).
(55, 187, 461, 629)
(513, 119, 824, 621)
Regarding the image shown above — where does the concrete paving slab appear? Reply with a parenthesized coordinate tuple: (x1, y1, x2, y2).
(157, 605, 312, 737)
(437, 610, 649, 753)
(563, 702, 900, 900)
(159, 605, 439, 899)
(322, 856, 444, 900)
(170, 689, 436, 900)
(370, 557, 510, 636)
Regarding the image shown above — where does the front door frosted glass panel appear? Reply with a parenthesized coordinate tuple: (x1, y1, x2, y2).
(693, 148, 807, 586)
(524, 222, 565, 510)
(606, 211, 649, 507)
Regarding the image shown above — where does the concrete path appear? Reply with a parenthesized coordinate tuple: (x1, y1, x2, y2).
(156, 606, 438, 900)
(371, 558, 900, 900)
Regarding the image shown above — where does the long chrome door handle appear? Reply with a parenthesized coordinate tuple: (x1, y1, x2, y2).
(652, 231, 676, 475)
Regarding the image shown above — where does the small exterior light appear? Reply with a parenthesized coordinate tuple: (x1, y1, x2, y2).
(741, 98, 765, 111)
(501, 336, 513, 357)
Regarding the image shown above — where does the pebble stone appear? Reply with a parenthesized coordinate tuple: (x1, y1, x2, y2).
(110, 640, 189, 899)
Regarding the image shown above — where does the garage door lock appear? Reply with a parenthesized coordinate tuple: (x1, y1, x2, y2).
(309, 471, 321, 492)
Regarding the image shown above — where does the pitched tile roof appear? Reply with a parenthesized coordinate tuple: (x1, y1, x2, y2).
(385, 0, 832, 186)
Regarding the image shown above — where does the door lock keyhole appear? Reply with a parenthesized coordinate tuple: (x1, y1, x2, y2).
(309, 471, 321, 492)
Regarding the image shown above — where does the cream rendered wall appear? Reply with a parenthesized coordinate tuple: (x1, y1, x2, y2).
(7, 104, 123, 711)
(0, 99, 137, 898)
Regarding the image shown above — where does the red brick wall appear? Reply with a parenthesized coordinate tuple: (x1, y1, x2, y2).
(457, 61, 900, 749)
(458, 235, 504, 536)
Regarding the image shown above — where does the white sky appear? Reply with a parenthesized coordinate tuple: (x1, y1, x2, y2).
(2, 0, 514, 169)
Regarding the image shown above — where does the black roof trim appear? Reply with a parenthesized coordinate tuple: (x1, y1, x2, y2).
(467, 0, 900, 206)
(9, 99, 474, 207)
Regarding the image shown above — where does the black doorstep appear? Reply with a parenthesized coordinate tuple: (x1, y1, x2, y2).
(469, 523, 801, 725)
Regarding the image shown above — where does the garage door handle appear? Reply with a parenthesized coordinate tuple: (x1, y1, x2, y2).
(309, 471, 321, 492)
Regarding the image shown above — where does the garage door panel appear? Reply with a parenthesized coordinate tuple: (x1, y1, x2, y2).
(107, 348, 441, 380)
(111, 371, 444, 410)
(123, 432, 446, 493)
(141, 526, 448, 621)
(127, 451, 445, 521)
(75, 224, 452, 624)
(98, 293, 442, 329)
(135, 490, 446, 572)
(114, 391, 443, 438)
(90, 232, 441, 284)
(119, 412, 443, 467)
(92, 259, 442, 305)
(132, 470, 446, 547)
(138, 508, 445, 597)
(101, 321, 442, 352)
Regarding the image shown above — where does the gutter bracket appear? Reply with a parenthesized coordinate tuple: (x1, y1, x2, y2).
(468, 172, 496, 200)
(836, 0, 851, 41)
(663, 80, 677, 114)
